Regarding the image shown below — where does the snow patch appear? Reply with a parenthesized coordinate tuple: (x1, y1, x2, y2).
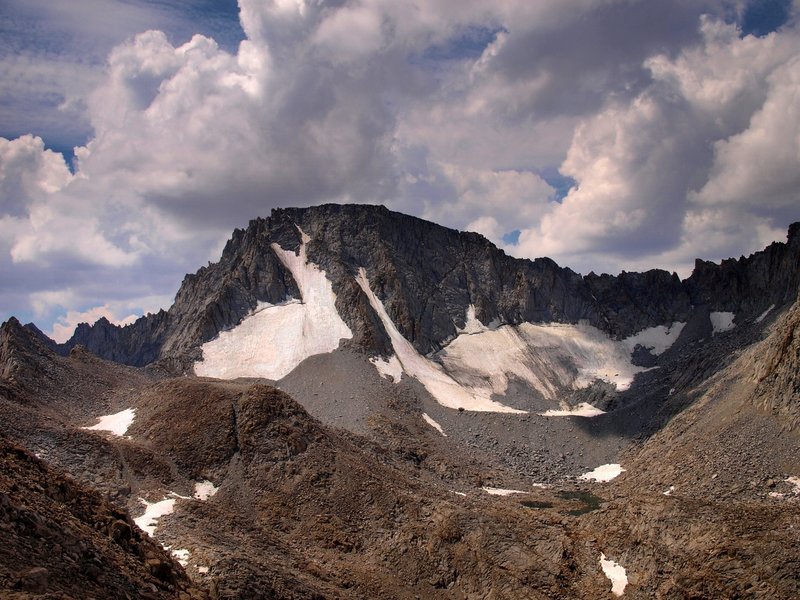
(580, 464, 626, 482)
(710, 311, 735, 335)
(422, 413, 447, 436)
(540, 402, 606, 417)
(370, 354, 403, 383)
(194, 480, 218, 501)
(600, 553, 628, 596)
(195, 227, 352, 379)
(755, 304, 775, 323)
(663, 485, 675, 496)
(622, 322, 685, 356)
(356, 268, 524, 413)
(438, 320, 648, 402)
(198, 566, 209, 574)
(171, 549, 190, 567)
(134, 497, 176, 537)
(482, 487, 526, 496)
(84, 408, 136, 437)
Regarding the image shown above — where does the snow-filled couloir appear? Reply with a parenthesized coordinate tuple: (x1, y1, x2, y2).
(356, 270, 525, 413)
(194, 228, 352, 380)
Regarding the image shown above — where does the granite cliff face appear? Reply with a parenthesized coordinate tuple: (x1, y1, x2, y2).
(53, 205, 800, 369)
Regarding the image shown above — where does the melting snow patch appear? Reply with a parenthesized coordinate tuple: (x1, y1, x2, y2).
(755, 304, 775, 323)
(356, 268, 524, 413)
(438, 320, 648, 400)
(370, 354, 403, 383)
(194, 480, 219, 501)
(663, 485, 675, 496)
(171, 549, 190, 567)
(84, 408, 136, 437)
(540, 402, 606, 417)
(710, 312, 735, 335)
(195, 227, 352, 380)
(580, 464, 626, 482)
(600, 553, 628, 596)
(622, 322, 685, 356)
(775, 476, 800, 498)
(422, 413, 447, 436)
(134, 497, 176, 537)
(482, 487, 526, 496)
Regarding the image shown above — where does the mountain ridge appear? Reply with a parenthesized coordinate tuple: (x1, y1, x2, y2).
(31, 205, 800, 371)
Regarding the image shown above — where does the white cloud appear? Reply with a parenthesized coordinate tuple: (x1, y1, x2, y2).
(515, 16, 800, 275)
(2, 1, 800, 335)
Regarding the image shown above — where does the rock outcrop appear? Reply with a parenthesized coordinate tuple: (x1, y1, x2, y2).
(0, 436, 204, 599)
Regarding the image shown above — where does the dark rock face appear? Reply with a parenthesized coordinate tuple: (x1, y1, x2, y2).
(50, 205, 800, 367)
(0, 437, 204, 599)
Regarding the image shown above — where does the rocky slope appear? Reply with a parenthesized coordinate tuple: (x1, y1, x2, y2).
(3, 301, 800, 598)
(0, 436, 203, 599)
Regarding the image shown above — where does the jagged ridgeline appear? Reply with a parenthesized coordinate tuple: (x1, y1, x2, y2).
(53, 205, 800, 373)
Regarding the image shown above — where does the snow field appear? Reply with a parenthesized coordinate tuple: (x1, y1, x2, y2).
(439, 319, 672, 404)
(540, 402, 607, 417)
(580, 464, 626, 482)
(600, 553, 628, 596)
(195, 227, 352, 380)
(84, 408, 136, 436)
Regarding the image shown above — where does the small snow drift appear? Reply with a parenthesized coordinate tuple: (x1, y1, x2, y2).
(622, 322, 685, 356)
(710, 312, 736, 335)
(195, 228, 352, 380)
(355, 268, 524, 413)
(171, 549, 190, 567)
(540, 402, 607, 417)
(134, 497, 176, 537)
(84, 408, 136, 437)
(580, 464, 626, 482)
(370, 354, 403, 383)
(422, 413, 447, 436)
(194, 480, 218, 501)
(755, 305, 775, 323)
(482, 487, 526, 496)
(599, 553, 628, 596)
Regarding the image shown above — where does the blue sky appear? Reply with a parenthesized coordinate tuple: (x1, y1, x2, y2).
(1, 0, 799, 340)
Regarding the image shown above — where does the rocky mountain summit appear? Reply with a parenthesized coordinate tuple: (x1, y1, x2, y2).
(2, 206, 800, 598)
(55, 206, 800, 368)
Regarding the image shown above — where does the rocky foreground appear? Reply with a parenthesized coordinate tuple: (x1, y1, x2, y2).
(1, 287, 800, 598)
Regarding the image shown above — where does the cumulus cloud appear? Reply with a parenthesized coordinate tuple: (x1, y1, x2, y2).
(516, 14, 800, 275)
(2, 0, 800, 334)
